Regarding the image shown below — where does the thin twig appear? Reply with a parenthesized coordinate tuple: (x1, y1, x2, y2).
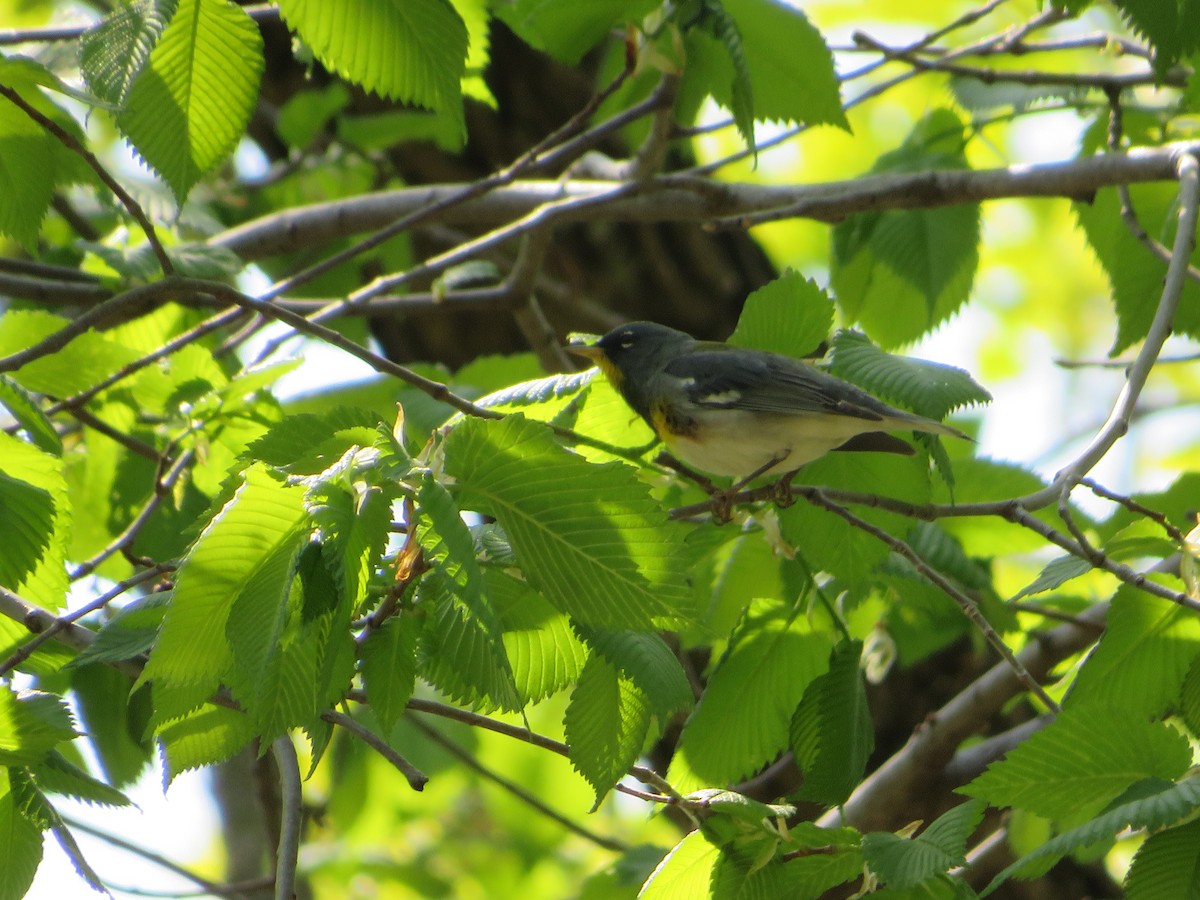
(69, 406, 161, 461)
(0, 85, 174, 276)
(853, 33, 1182, 90)
(61, 816, 265, 899)
(842, 0, 1009, 81)
(401, 696, 668, 799)
(0, 565, 168, 677)
(322, 709, 428, 791)
(407, 715, 628, 852)
(255, 53, 638, 306)
(70, 449, 194, 579)
(0, 585, 140, 677)
(1105, 87, 1200, 285)
(671, 485, 1198, 610)
(1080, 476, 1186, 542)
(1007, 600, 1109, 629)
(799, 488, 1061, 712)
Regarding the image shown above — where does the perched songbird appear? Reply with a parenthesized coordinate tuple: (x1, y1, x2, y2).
(569, 322, 970, 481)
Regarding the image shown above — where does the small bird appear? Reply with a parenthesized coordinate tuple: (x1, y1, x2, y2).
(569, 322, 970, 482)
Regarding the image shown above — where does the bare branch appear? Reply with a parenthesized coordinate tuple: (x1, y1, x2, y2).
(211, 142, 1200, 259)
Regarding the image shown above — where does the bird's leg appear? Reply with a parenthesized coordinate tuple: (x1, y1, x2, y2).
(730, 451, 791, 493)
(654, 451, 720, 493)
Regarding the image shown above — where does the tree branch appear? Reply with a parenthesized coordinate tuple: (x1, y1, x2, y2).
(210, 142, 1200, 260)
(271, 736, 302, 900)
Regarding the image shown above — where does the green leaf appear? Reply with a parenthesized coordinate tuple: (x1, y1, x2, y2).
(1123, 817, 1200, 899)
(224, 523, 313, 739)
(0, 768, 43, 900)
(779, 451, 931, 585)
(0, 310, 65, 362)
(985, 776, 1200, 893)
(361, 614, 420, 735)
(828, 331, 991, 420)
(719, 0, 846, 129)
(118, 0, 264, 202)
(790, 640, 874, 806)
(415, 473, 520, 711)
(30, 751, 132, 808)
(727, 270, 834, 359)
(1010, 555, 1092, 601)
(67, 593, 168, 670)
(1114, 0, 1200, 76)
(1074, 185, 1200, 353)
(0, 445, 55, 596)
(418, 570, 522, 712)
(158, 703, 257, 781)
(82, 239, 245, 282)
(564, 653, 653, 805)
(688, 0, 847, 143)
(672, 599, 831, 788)
(496, 0, 657, 64)
(1180, 651, 1200, 738)
(276, 0, 467, 131)
(307, 478, 394, 613)
(141, 465, 310, 721)
(71, 665, 152, 789)
(573, 625, 694, 719)
(0, 689, 76, 765)
(79, 0, 178, 107)
(832, 110, 978, 347)
(863, 799, 984, 889)
(0, 376, 60, 455)
(244, 407, 384, 474)
(10, 330, 140, 400)
(0, 433, 69, 611)
(1068, 585, 1200, 720)
(471, 369, 595, 416)
(960, 706, 1193, 822)
(488, 569, 588, 704)
(0, 77, 64, 249)
(688, 4, 757, 154)
(766, 837, 865, 898)
(639, 830, 720, 900)
(444, 415, 695, 629)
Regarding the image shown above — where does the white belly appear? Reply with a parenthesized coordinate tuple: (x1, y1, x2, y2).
(664, 411, 875, 478)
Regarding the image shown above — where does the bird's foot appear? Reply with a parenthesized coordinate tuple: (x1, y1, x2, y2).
(769, 470, 800, 508)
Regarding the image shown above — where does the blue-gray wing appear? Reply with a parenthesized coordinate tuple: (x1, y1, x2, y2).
(663, 350, 889, 422)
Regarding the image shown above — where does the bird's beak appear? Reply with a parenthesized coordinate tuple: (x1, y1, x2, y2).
(567, 343, 602, 360)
